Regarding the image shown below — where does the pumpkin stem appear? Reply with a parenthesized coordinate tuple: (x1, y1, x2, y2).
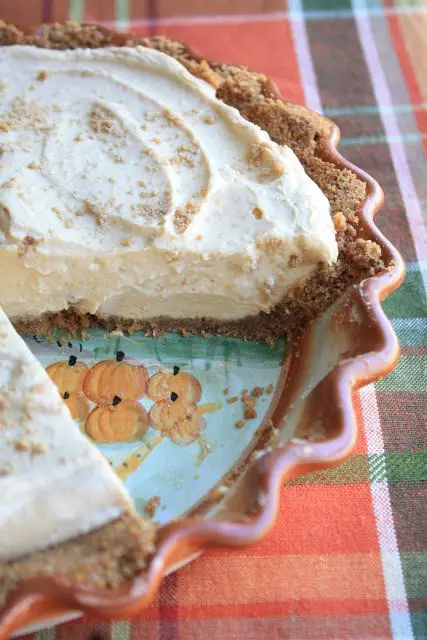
(112, 395, 122, 406)
(68, 355, 77, 367)
(116, 350, 125, 362)
(173, 365, 180, 376)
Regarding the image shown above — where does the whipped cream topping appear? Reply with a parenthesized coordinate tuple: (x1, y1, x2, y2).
(0, 308, 131, 562)
(0, 45, 337, 322)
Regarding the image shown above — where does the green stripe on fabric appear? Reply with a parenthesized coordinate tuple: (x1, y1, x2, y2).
(111, 621, 130, 640)
(376, 356, 427, 392)
(302, 0, 352, 10)
(324, 103, 427, 118)
(385, 452, 427, 483)
(410, 612, 427, 639)
(384, 271, 427, 319)
(115, 0, 129, 23)
(69, 0, 84, 22)
(392, 319, 427, 346)
(288, 452, 427, 486)
(35, 628, 56, 640)
(340, 132, 425, 146)
(401, 553, 427, 598)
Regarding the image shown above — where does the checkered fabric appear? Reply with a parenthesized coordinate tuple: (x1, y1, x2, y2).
(2, 0, 426, 638)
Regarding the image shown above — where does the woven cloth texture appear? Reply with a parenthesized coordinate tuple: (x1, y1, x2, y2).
(1, 0, 426, 638)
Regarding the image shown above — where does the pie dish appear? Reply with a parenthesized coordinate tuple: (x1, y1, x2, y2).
(0, 21, 404, 639)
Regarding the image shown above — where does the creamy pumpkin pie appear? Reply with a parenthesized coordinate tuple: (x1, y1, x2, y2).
(0, 22, 383, 343)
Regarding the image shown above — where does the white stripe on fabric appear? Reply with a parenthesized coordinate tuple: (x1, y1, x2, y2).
(360, 385, 414, 640)
(288, 0, 323, 113)
(353, 0, 427, 298)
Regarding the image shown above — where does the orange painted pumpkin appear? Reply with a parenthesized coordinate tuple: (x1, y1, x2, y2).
(83, 351, 148, 406)
(46, 356, 89, 420)
(147, 366, 201, 405)
(149, 398, 206, 445)
(85, 399, 149, 443)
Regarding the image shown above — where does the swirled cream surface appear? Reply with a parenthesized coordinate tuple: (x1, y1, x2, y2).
(0, 45, 337, 322)
(0, 307, 131, 562)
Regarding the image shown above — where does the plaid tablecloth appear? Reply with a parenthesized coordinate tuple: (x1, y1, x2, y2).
(2, 0, 426, 638)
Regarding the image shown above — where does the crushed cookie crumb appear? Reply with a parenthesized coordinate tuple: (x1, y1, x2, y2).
(288, 254, 301, 268)
(89, 104, 125, 138)
(251, 386, 264, 397)
(244, 406, 257, 420)
(163, 108, 181, 125)
(36, 70, 48, 81)
(252, 207, 263, 220)
(144, 495, 161, 517)
(170, 142, 198, 168)
(27, 160, 42, 170)
(203, 114, 215, 124)
(247, 143, 285, 181)
(266, 384, 274, 395)
(23, 235, 37, 246)
(227, 396, 238, 404)
(333, 211, 347, 232)
(14, 439, 28, 451)
(173, 201, 197, 234)
(120, 238, 132, 247)
(30, 442, 45, 455)
(144, 111, 160, 122)
(223, 387, 229, 395)
(235, 419, 245, 429)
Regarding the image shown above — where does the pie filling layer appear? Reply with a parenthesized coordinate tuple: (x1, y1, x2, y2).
(0, 45, 337, 323)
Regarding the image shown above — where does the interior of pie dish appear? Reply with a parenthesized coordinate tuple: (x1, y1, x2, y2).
(0, 21, 405, 638)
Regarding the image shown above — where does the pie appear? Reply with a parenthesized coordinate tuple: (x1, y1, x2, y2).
(0, 21, 385, 608)
(0, 22, 384, 344)
(0, 307, 155, 608)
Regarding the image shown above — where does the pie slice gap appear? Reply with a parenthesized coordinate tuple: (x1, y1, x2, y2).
(0, 307, 156, 608)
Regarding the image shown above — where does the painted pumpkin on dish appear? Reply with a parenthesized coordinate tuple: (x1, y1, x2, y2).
(85, 398, 149, 443)
(83, 351, 148, 406)
(147, 366, 201, 405)
(46, 356, 89, 420)
(149, 398, 206, 445)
